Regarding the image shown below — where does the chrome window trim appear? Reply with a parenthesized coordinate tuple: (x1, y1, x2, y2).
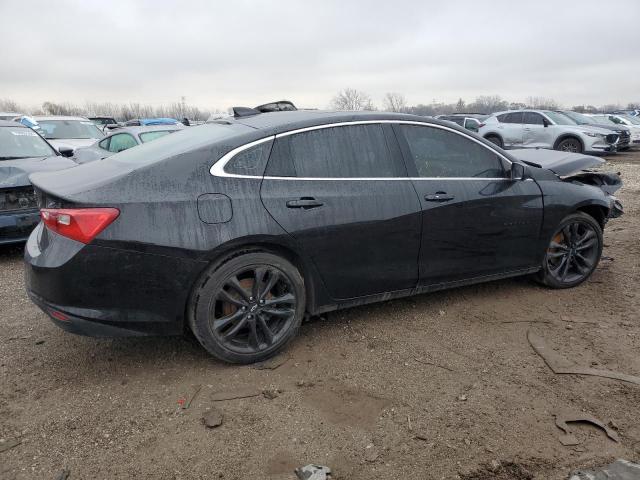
(210, 120, 513, 180)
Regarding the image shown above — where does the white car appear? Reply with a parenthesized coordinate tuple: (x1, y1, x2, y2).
(30, 116, 105, 154)
(478, 110, 619, 154)
(603, 114, 640, 146)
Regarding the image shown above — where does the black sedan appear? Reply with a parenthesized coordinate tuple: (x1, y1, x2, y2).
(25, 110, 622, 363)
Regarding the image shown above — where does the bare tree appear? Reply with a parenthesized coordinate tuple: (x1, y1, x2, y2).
(332, 88, 374, 111)
(467, 95, 508, 114)
(526, 96, 561, 110)
(0, 98, 24, 112)
(383, 92, 407, 112)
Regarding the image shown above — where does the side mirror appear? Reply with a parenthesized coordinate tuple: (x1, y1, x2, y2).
(58, 146, 74, 158)
(511, 163, 525, 181)
(542, 118, 550, 128)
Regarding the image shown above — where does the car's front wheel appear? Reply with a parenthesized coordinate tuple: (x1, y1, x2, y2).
(189, 252, 305, 363)
(537, 212, 603, 288)
(556, 137, 583, 153)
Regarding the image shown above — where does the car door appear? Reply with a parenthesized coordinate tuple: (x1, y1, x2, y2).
(260, 123, 422, 300)
(522, 112, 553, 148)
(393, 123, 543, 286)
(496, 112, 525, 148)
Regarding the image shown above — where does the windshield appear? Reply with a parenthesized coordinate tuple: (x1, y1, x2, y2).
(619, 114, 640, 125)
(562, 111, 594, 125)
(37, 119, 105, 140)
(139, 130, 174, 143)
(0, 126, 57, 159)
(590, 115, 618, 126)
(543, 111, 577, 125)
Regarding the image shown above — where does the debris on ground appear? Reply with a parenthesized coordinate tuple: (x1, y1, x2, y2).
(294, 464, 332, 480)
(54, 469, 70, 480)
(201, 408, 224, 428)
(210, 388, 262, 402)
(413, 357, 456, 372)
(252, 354, 290, 370)
(179, 384, 202, 409)
(527, 331, 640, 385)
(459, 460, 534, 480)
(262, 388, 280, 399)
(569, 459, 640, 480)
(364, 444, 379, 462)
(0, 437, 21, 453)
(554, 411, 620, 446)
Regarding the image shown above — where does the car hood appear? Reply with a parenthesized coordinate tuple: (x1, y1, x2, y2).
(0, 156, 78, 188)
(509, 149, 604, 176)
(47, 138, 100, 150)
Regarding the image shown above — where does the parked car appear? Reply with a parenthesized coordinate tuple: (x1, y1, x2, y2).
(25, 111, 622, 363)
(559, 111, 630, 151)
(73, 125, 185, 163)
(124, 118, 181, 127)
(478, 110, 619, 154)
(0, 121, 77, 244)
(89, 116, 119, 131)
(435, 114, 488, 133)
(603, 114, 640, 145)
(0, 112, 24, 121)
(612, 110, 639, 117)
(32, 116, 105, 154)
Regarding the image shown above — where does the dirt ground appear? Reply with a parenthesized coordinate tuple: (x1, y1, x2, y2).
(1, 150, 639, 480)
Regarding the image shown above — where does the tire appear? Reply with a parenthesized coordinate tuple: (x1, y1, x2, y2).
(537, 212, 603, 289)
(188, 252, 306, 364)
(485, 135, 503, 148)
(556, 137, 583, 153)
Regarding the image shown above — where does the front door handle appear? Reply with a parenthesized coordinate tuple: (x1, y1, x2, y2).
(286, 198, 324, 209)
(424, 193, 455, 202)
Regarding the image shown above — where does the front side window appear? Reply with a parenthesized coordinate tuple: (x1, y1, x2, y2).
(399, 125, 505, 178)
(523, 112, 545, 125)
(98, 138, 110, 150)
(37, 120, 105, 140)
(0, 126, 57, 159)
(282, 124, 403, 178)
(108, 133, 138, 153)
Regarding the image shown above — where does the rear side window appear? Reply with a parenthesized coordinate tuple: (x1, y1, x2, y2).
(225, 140, 273, 176)
(272, 124, 403, 178)
(139, 130, 173, 143)
(497, 112, 524, 124)
(399, 125, 505, 178)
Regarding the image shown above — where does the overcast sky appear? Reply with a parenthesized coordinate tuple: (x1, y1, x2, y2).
(1, 0, 639, 110)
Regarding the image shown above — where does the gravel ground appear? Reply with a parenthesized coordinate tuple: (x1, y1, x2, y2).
(1, 150, 639, 480)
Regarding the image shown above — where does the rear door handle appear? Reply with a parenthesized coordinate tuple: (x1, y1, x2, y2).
(424, 193, 455, 202)
(286, 198, 324, 209)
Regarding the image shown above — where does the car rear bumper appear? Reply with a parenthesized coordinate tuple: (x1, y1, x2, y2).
(0, 209, 39, 245)
(24, 223, 207, 337)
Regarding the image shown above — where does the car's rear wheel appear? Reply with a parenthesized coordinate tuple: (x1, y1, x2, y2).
(537, 212, 602, 288)
(556, 137, 583, 153)
(485, 135, 503, 148)
(189, 252, 305, 363)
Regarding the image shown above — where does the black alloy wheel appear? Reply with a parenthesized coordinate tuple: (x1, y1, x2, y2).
(189, 252, 305, 363)
(539, 212, 602, 288)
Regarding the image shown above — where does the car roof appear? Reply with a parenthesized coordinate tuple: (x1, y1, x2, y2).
(32, 115, 91, 121)
(0, 120, 27, 127)
(218, 110, 446, 135)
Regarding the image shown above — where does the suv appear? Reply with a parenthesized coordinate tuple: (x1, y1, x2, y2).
(559, 111, 631, 151)
(478, 110, 618, 154)
(603, 114, 640, 145)
(435, 114, 488, 133)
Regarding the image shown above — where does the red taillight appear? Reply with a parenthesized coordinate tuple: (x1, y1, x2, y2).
(40, 208, 120, 244)
(478, 123, 486, 128)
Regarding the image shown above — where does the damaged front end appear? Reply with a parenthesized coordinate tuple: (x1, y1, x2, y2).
(562, 170, 624, 219)
(509, 149, 624, 220)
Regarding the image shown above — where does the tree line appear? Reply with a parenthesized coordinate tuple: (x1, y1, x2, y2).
(1, 92, 638, 121)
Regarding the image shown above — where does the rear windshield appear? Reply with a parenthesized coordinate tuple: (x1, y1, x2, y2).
(110, 122, 254, 166)
(0, 126, 57, 159)
(38, 120, 105, 140)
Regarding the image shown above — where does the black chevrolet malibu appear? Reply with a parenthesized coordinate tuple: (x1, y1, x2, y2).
(24, 110, 623, 363)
